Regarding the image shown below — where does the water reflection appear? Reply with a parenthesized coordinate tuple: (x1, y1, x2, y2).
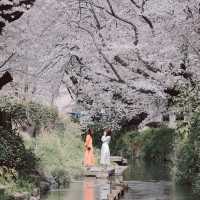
(41, 182, 82, 200)
(97, 179, 110, 200)
(124, 159, 171, 181)
(83, 178, 111, 200)
(124, 159, 198, 200)
(42, 159, 199, 200)
(41, 179, 111, 200)
(83, 179, 94, 200)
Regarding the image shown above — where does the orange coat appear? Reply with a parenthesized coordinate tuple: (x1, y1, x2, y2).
(84, 134, 95, 166)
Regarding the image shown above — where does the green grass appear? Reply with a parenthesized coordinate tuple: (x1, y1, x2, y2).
(24, 117, 92, 179)
(33, 132, 84, 178)
(0, 117, 89, 197)
(0, 174, 34, 198)
(0, 97, 96, 196)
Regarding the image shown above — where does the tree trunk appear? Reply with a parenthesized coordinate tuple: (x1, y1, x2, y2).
(0, 71, 13, 130)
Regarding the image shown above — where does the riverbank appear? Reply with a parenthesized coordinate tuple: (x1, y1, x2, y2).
(0, 127, 85, 199)
(26, 117, 85, 181)
(0, 97, 88, 200)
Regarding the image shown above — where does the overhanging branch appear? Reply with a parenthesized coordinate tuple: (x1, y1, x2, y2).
(0, 52, 15, 69)
(106, 0, 138, 45)
(77, 24, 125, 83)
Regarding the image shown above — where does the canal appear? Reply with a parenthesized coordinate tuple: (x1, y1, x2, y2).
(41, 159, 197, 200)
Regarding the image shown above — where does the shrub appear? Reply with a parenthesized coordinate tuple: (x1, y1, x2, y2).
(141, 128, 175, 162)
(28, 128, 84, 180)
(175, 113, 200, 195)
(108, 130, 140, 157)
(175, 142, 198, 184)
(108, 127, 175, 161)
(51, 168, 70, 188)
(0, 96, 58, 135)
(0, 127, 38, 174)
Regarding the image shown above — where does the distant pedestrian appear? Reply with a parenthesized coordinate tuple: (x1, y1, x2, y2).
(84, 128, 95, 168)
(100, 128, 112, 168)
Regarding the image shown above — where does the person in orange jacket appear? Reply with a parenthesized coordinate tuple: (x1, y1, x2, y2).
(84, 128, 95, 168)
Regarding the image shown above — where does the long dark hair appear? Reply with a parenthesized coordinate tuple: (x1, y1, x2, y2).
(106, 128, 112, 136)
(85, 128, 93, 141)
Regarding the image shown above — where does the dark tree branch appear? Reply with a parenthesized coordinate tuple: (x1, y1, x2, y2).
(100, 52, 125, 83)
(129, 0, 141, 9)
(129, 0, 154, 33)
(89, 2, 102, 30)
(95, 72, 119, 82)
(141, 15, 154, 30)
(105, 0, 138, 45)
(37, 54, 64, 76)
(0, 52, 15, 69)
(77, 25, 125, 83)
(0, 71, 13, 89)
(141, 0, 149, 12)
(61, 80, 75, 100)
(114, 55, 128, 67)
(136, 51, 161, 73)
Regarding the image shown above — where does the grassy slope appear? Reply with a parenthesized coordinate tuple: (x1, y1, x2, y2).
(25, 117, 85, 179)
(0, 117, 87, 198)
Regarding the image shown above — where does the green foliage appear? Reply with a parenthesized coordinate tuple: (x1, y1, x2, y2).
(172, 75, 200, 195)
(104, 127, 175, 161)
(0, 97, 57, 196)
(193, 173, 200, 195)
(27, 127, 84, 180)
(141, 128, 175, 162)
(109, 130, 139, 157)
(0, 174, 35, 197)
(175, 113, 200, 195)
(0, 127, 38, 174)
(51, 169, 70, 188)
(0, 96, 58, 133)
(172, 83, 200, 114)
(116, 128, 175, 162)
(175, 142, 198, 184)
(27, 102, 58, 128)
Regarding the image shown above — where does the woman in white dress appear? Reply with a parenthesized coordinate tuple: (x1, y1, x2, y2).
(100, 129, 112, 167)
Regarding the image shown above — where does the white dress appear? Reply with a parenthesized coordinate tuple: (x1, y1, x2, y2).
(100, 135, 111, 165)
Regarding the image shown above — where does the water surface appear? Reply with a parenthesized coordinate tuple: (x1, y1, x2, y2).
(123, 159, 198, 200)
(42, 160, 198, 200)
